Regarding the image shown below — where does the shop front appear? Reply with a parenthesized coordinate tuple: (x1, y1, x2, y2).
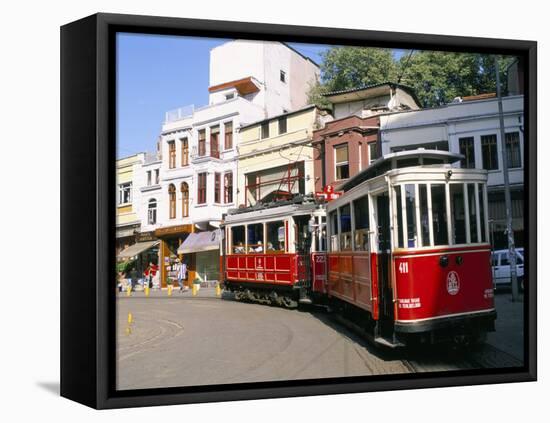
(177, 229, 221, 286)
(154, 224, 194, 288)
(117, 231, 160, 288)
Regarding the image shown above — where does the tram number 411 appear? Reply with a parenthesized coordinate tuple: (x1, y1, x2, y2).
(398, 262, 409, 274)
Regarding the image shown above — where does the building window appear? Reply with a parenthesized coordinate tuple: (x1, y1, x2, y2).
(368, 142, 379, 164)
(210, 125, 220, 158)
(148, 199, 157, 225)
(118, 182, 132, 205)
(261, 122, 269, 139)
(505, 132, 521, 168)
(146, 171, 152, 186)
(481, 134, 498, 170)
(168, 184, 176, 219)
(280, 70, 286, 83)
(459, 137, 475, 169)
(225, 92, 235, 100)
(224, 172, 233, 203)
(181, 137, 189, 166)
(335, 144, 349, 180)
(224, 122, 233, 149)
(278, 116, 287, 135)
(154, 169, 159, 184)
(168, 141, 176, 168)
(181, 182, 189, 217)
(197, 173, 207, 204)
(198, 129, 206, 156)
(214, 172, 221, 203)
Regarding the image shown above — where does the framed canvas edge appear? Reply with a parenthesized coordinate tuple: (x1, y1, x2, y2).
(61, 12, 537, 410)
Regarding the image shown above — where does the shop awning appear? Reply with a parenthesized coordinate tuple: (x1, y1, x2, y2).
(118, 240, 160, 259)
(177, 230, 221, 254)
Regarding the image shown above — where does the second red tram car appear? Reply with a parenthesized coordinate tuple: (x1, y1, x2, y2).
(221, 150, 496, 346)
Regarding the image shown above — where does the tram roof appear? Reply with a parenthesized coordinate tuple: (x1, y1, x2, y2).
(338, 149, 463, 192)
(223, 194, 323, 224)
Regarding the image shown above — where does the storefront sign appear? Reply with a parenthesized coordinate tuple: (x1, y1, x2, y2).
(137, 231, 156, 242)
(154, 224, 192, 237)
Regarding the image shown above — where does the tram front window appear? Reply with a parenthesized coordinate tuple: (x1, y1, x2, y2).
(353, 195, 369, 251)
(329, 211, 338, 251)
(479, 184, 487, 243)
(339, 204, 352, 251)
(450, 184, 467, 245)
(405, 184, 417, 248)
(394, 186, 404, 248)
(247, 223, 264, 253)
(266, 221, 285, 253)
(431, 184, 448, 246)
(467, 183, 478, 243)
(419, 184, 430, 246)
(231, 226, 245, 254)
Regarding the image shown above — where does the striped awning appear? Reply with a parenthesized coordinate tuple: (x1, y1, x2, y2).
(118, 240, 159, 259)
(177, 230, 221, 254)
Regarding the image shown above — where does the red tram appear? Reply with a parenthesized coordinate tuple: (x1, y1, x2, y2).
(221, 150, 496, 346)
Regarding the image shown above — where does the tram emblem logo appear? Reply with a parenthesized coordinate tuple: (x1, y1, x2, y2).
(446, 271, 460, 296)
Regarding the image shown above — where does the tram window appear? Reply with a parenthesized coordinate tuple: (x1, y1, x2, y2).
(329, 211, 338, 251)
(467, 183, 478, 243)
(431, 184, 448, 245)
(394, 186, 404, 248)
(419, 184, 430, 247)
(247, 223, 264, 253)
(353, 195, 370, 251)
(339, 204, 352, 251)
(479, 184, 487, 243)
(405, 184, 417, 248)
(231, 226, 245, 254)
(266, 221, 285, 253)
(450, 184, 467, 245)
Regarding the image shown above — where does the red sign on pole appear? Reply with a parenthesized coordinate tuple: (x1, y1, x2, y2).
(315, 185, 343, 202)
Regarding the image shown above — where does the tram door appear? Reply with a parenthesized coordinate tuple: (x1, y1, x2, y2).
(294, 215, 312, 291)
(375, 192, 394, 337)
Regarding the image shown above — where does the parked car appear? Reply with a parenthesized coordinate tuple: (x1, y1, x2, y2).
(491, 248, 525, 290)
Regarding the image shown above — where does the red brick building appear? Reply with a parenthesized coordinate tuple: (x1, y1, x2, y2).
(312, 82, 422, 191)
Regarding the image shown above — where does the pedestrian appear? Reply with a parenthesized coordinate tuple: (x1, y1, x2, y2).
(177, 259, 187, 292)
(129, 267, 139, 292)
(145, 261, 157, 289)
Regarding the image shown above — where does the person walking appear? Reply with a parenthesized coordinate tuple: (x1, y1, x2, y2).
(177, 259, 187, 292)
(129, 267, 139, 292)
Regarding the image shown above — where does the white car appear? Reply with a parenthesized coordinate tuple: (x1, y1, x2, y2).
(491, 248, 525, 290)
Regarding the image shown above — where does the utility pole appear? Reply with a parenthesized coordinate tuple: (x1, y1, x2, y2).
(494, 56, 519, 301)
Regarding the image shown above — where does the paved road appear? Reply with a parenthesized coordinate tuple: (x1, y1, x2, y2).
(116, 289, 524, 390)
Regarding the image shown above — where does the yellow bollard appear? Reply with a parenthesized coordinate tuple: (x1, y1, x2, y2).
(168, 285, 173, 296)
(216, 283, 222, 297)
(144, 285, 150, 297)
(192, 283, 197, 297)
(126, 285, 131, 297)
(127, 312, 133, 324)
(125, 326, 132, 336)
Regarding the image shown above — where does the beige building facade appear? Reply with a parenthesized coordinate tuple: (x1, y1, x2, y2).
(237, 106, 332, 207)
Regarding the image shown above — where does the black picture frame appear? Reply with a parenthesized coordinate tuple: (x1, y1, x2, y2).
(60, 12, 537, 409)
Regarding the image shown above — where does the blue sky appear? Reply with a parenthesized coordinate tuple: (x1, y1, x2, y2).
(116, 33, 402, 158)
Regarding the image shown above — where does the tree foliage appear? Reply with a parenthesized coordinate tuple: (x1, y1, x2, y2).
(308, 47, 516, 108)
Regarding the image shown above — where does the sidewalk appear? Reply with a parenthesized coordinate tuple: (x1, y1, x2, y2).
(486, 291, 525, 361)
(117, 286, 221, 298)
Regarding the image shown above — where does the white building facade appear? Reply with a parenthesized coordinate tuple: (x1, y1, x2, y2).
(148, 40, 319, 286)
(379, 95, 525, 248)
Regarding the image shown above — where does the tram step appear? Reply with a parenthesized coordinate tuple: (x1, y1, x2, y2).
(374, 336, 405, 349)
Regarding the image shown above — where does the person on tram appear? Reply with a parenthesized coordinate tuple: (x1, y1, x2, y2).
(255, 241, 263, 253)
(234, 242, 245, 254)
(266, 242, 275, 252)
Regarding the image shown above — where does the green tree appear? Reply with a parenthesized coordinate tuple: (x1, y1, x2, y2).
(308, 46, 517, 109)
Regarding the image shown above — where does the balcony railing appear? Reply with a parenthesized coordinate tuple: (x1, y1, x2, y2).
(165, 105, 195, 123)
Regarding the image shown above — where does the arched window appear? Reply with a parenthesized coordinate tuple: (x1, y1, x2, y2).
(168, 184, 176, 219)
(181, 182, 189, 218)
(148, 198, 157, 225)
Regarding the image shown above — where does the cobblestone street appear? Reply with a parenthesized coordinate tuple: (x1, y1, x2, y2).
(116, 288, 524, 390)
